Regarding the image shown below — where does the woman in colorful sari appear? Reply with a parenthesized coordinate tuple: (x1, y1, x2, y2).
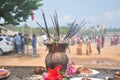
(76, 37, 83, 55)
(86, 37, 92, 55)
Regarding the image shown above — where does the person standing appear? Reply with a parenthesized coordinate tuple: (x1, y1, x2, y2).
(101, 34, 105, 48)
(24, 34, 30, 55)
(76, 37, 82, 55)
(32, 34, 37, 56)
(110, 36, 113, 46)
(86, 37, 92, 55)
(14, 33, 22, 54)
(97, 36, 102, 55)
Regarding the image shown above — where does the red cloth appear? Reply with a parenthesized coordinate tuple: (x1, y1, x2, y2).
(45, 65, 62, 80)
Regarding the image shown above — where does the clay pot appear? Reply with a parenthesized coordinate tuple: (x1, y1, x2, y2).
(45, 43, 69, 72)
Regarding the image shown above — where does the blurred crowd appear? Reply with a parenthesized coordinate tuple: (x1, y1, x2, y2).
(0, 33, 37, 56)
(0, 32, 119, 56)
(70, 32, 120, 55)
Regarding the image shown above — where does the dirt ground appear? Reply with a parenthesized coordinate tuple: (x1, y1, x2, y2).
(0, 38, 120, 69)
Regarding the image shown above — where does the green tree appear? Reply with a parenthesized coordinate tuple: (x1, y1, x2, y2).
(0, 0, 43, 26)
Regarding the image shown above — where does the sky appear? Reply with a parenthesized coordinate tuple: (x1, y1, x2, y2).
(20, 0, 120, 28)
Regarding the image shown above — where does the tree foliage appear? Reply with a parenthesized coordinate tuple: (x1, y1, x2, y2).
(0, 0, 43, 26)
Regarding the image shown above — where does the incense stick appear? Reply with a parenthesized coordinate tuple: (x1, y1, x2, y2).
(41, 10, 50, 40)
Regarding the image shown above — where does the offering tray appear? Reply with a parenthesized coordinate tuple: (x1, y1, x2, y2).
(0, 69, 10, 79)
(77, 68, 99, 77)
(70, 77, 103, 80)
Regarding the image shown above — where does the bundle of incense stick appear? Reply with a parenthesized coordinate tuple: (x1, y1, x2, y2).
(36, 10, 87, 43)
(63, 19, 87, 42)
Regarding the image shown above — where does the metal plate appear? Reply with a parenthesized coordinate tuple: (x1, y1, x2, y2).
(77, 69, 100, 77)
(70, 77, 103, 80)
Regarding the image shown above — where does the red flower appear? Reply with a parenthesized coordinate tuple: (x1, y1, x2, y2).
(45, 65, 62, 80)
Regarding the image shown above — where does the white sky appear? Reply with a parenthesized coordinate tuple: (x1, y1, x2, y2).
(1, 0, 120, 28)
